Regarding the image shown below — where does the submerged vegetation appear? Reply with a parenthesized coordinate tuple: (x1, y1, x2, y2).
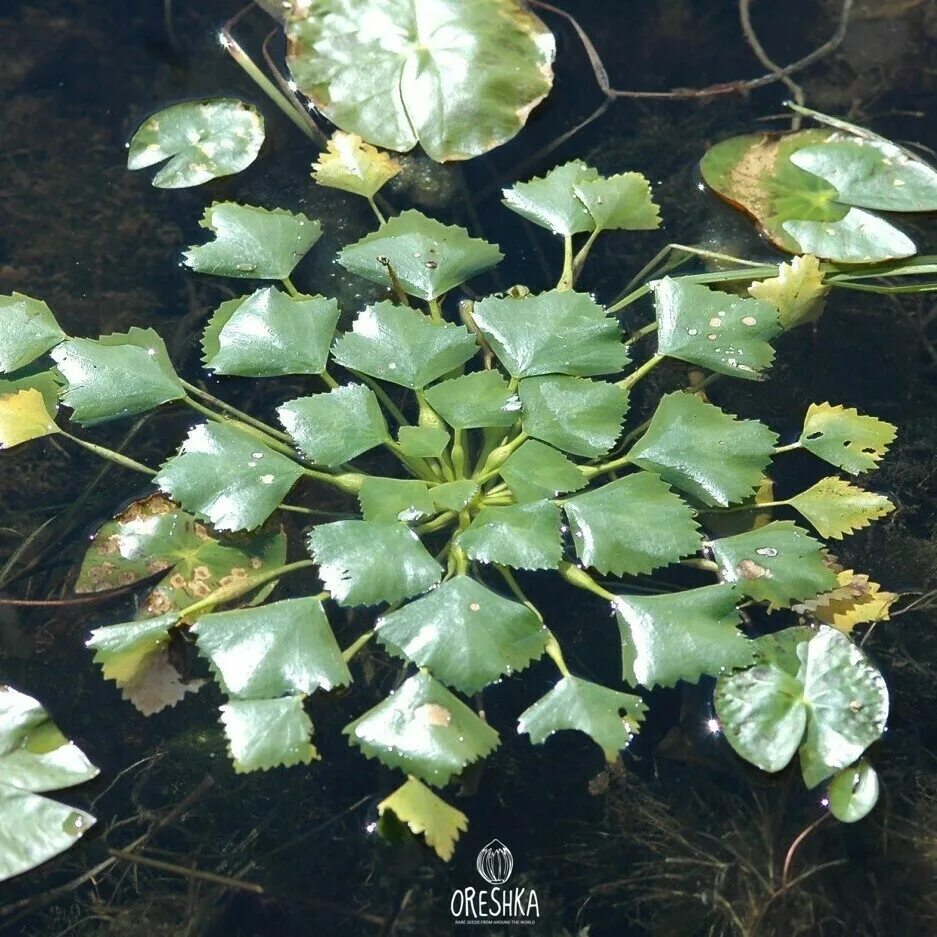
(2, 0, 937, 931)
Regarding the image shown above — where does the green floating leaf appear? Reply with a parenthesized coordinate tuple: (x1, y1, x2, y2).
(629, 392, 778, 507)
(397, 425, 450, 458)
(783, 210, 914, 263)
(307, 520, 442, 607)
(75, 493, 285, 618)
(499, 439, 586, 503)
(345, 672, 499, 785)
(156, 423, 303, 532)
(219, 696, 317, 773)
(359, 477, 435, 522)
(788, 476, 894, 540)
(458, 500, 562, 571)
(518, 675, 646, 762)
(828, 759, 879, 823)
(653, 277, 780, 380)
(193, 597, 351, 698)
(127, 98, 264, 189)
(798, 402, 896, 475)
(311, 130, 402, 198)
(715, 626, 888, 788)
(184, 202, 321, 279)
(0, 367, 62, 417)
(503, 160, 599, 235)
(332, 302, 478, 389)
(52, 327, 185, 425)
(431, 479, 478, 512)
(519, 375, 628, 457)
(423, 371, 518, 430)
(376, 575, 548, 694)
(278, 384, 389, 467)
(564, 472, 701, 576)
(709, 520, 838, 609)
(748, 255, 828, 330)
(86, 614, 177, 697)
(378, 778, 468, 861)
(0, 685, 99, 882)
(789, 138, 937, 213)
(0, 293, 64, 373)
(472, 290, 628, 378)
(202, 287, 339, 376)
(285, 0, 554, 162)
(574, 172, 661, 231)
(615, 584, 751, 689)
(338, 211, 503, 301)
(0, 388, 59, 450)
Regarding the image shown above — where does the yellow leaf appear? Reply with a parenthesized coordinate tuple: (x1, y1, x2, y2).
(749, 255, 828, 330)
(796, 568, 897, 634)
(378, 776, 468, 861)
(788, 476, 894, 540)
(0, 388, 59, 449)
(312, 131, 402, 199)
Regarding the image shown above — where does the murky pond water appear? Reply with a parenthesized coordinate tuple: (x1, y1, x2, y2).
(2, 1, 937, 934)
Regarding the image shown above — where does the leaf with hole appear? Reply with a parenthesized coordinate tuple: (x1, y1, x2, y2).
(518, 675, 646, 762)
(202, 287, 339, 376)
(519, 375, 628, 457)
(709, 520, 837, 609)
(498, 439, 586, 503)
(194, 597, 351, 698)
(376, 575, 548, 694)
(278, 383, 389, 467)
(156, 423, 303, 531)
(472, 290, 628, 378)
(615, 584, 751, 689)
(127, 98, 264, 188)
(184, 202, 321, 279)
(0, 293, 64, 373)
(788, 477, 893, 540)
(284, 0, 554, 162)
(332, 302, 478, 388)
(51, 327, 185, 425)
(307, 520, 442, 606)
(378, 778, 468, 861)
(457, 500, 562, 570)
(220, 696, 318, 772)
(344, 672, 499, 786)
(564, 472, 701, 576)
(798, 402, 896, 475)
(312, 131, 402, 198)
(628, 392, 778, 507)
(653, 277, 780, 380)
(338, 211, 503, 300)
(828, 759, 879, 822)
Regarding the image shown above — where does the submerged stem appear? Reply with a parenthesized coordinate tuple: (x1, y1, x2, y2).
(61, 432, 156, 476)
(342, 629, 375, 663)
(619, 354, 664, 390)
(182, 382, 292, 444)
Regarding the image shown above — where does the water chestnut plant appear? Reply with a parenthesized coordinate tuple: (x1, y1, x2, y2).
(2, 101, 936, 869)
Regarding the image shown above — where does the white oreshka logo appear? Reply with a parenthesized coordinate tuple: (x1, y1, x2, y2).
(450, 839, 540, 925)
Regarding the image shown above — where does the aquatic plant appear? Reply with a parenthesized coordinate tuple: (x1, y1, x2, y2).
(4, 103, 932, 867)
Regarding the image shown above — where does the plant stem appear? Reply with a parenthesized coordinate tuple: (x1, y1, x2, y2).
(302, 468, 364, 493)
(108, 849, 263, 894)
(180, 560, 318, 619)
(416, 511, 457, 535)
(182, 382, 292, 444)
(366, 196, 386, 224)
(573, 227, 602, 280)
(220, 33, 320, 143)
(681, 557, 720, 572)
(281, 277, 301, 298)
(357, 373, 408, 426)
(775, 441, 802, 454)
(619, 354, 664, 390)
(319, 367, 340, 390)
(544, 634, 571, 677)
(342, 629, 374, 663)
(474, 432, 529, 483)
(450, 428, 467, 478)
(624, 321, 658, 345)
(557, 235, 575, 291)
(581, 452, 631, 478)
(558, 562, 617, 601)
(184, 397, 302, 460)
(427, 297, 444, 323)
(61, 432, 156, 475)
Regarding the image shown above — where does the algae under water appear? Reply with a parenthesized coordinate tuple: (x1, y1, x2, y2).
(1, 1, 937, 935)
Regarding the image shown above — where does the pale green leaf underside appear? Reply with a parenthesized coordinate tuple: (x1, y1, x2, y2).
(184, 202, 321, 279)
(629, 392, 778, 507)
(457, 500, 562, 570)
(518, 675, 646, 762)
(0, 293, 64, 374)
(615, 584, 751, 689)
(564, 472, 701, 576)
(828, 760, 879, 822)
(202, 287, 339, 376)
(279, 383, 389, 467)
(193, 596, 351, 698)
(156, 423, 303, 532)
(344, 672, 499, 786)
(378, 778, 467, 861)
(376, 575, 548, 694)
(127, 98, 264, 189)
(332, 301, 478, 389)
(307, 520, 442, 606)
(783, 210, 915, 264)
(220, 696, 317, 773)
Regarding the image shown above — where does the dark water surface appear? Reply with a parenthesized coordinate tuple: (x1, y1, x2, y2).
(2, 1, 937, 935)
